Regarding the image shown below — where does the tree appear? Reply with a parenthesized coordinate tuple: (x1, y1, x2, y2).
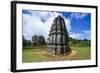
(23, 35, 32, 47)
(32, 35, 38, 45)
(32, 35, 46, 46)
(23, 36, 27, 46)
(69, 37, 91, 47)
(38, 35, 45, 45)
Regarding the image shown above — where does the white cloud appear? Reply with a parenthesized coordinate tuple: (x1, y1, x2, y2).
(64, 18, 71, 32)
(69, 32, 83, 39)
(83, 30, 91, 40)
(23, 11, 71, 41)
(69, 30, 91, 40)
(70, 13, 88, 19)
(83, 30, 91, 34)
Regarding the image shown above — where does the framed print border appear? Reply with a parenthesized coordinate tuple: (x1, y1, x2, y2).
(11, 1, 98, 72)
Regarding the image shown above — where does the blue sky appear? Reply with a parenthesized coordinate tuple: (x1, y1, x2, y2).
(22, 10, 91, 41)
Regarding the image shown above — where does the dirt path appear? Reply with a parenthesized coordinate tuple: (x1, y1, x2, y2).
(61, 50, 78, 60)
(37, 50, 78, 61)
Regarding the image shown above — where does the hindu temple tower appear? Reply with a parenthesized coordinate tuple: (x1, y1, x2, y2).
(47, 15, 71, 55)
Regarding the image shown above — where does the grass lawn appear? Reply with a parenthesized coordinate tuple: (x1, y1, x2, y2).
(70, 47, 91, 60)
(22, 46, 91, 63)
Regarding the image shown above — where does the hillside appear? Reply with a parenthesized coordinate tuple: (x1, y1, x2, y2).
(69, 37, 91, 47)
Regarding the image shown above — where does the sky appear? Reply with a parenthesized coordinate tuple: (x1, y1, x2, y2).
(22, 10, 91, 41)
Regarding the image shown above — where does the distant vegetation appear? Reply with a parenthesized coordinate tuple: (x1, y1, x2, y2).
(23, 35, 91, 50)
(23, 35, 46, 49)
(69, 37, 91, 47)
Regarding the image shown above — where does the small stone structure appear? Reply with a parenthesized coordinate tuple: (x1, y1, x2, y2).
(47, 15, 71, 55)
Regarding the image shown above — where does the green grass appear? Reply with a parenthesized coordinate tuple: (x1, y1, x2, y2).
(22, 46, 91, 63)
(71, 46, 91, 60)
(22, 47, 47, 62)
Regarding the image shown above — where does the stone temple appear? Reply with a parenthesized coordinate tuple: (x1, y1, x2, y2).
(47, 15, 71, 55)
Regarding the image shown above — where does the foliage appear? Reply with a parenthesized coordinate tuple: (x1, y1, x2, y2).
(23, 35, 90, 50)
(69, 37, 91, 47)
(23, 35, 46, 50)
(32, 35, 46, 46)
(23, 36, 32, 47)
(32, 35, 38, 45)
(38, 36, 46, 45)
